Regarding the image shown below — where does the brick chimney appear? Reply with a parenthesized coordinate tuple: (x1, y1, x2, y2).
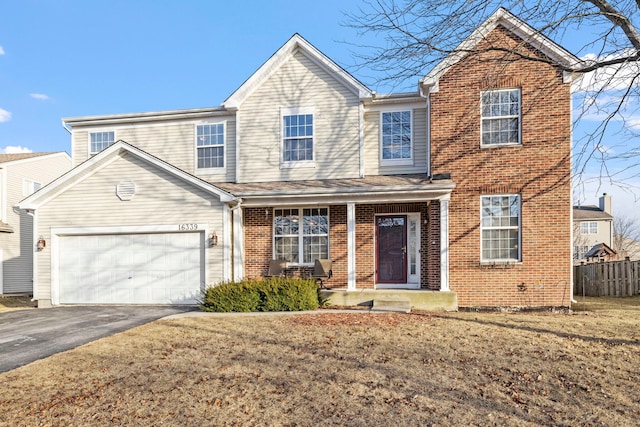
(599, 193, 612, 214)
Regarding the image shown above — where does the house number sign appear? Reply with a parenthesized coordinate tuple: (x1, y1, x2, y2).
(178, 223, 198, 231)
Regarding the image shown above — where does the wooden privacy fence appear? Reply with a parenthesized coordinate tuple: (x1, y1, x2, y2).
(574, 260, 640, 297)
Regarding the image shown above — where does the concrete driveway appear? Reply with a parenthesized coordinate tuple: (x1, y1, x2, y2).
(0, 305, 195, 373)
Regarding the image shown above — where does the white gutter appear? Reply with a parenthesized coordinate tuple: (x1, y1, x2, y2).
(61, 119, 72, 134)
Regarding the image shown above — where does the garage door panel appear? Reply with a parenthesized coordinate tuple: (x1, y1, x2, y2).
(59, 232, 203, 304)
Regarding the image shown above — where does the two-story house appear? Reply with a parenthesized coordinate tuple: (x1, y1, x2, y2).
(20, 8, 578, 309)
(573, 193, 614, 262)
(0, 152, 71, 295)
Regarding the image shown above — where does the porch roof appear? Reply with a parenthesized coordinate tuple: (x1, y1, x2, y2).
(215, 174, 455, 206)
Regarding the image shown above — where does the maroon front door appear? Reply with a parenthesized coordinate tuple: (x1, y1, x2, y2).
(376, 215, 407, 283)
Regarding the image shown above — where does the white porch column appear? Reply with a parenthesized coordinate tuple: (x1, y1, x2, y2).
(440, 197, 450, 291)
(347, 203, 356, 290)
(232, 207, 244, 282)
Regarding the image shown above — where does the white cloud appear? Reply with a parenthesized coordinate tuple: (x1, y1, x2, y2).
(0, 46, 4, 55)
(29, 93, 49, 100)
(0, 146, 33, 154)
(0, 108, 11, 122)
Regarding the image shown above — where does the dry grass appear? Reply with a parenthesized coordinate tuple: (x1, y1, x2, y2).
(0, 296, 36, 313)
(1, 297, 639, 426)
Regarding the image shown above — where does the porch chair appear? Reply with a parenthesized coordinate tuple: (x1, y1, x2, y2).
(312, 259, 333, 288)
(265, 259, 287, 278)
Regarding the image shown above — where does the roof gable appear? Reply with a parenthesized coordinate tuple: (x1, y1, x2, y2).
(223, 34, 372, 109)
(421, 8, 582, 92)
(19, 141, 236, 210)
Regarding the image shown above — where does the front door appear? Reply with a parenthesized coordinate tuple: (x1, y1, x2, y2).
(376, 215, 407, 283)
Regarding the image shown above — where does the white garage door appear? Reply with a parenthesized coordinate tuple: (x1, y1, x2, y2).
(58, 232, 203, 304)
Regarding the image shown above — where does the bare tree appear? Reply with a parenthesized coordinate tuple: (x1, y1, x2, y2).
(613, 214, 640, 259)
(345, 1, 640, 189)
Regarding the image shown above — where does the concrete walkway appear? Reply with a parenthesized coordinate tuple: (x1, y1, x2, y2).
(0, 306, 194, 373)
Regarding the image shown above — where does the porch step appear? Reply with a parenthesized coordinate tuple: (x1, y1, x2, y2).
(371, 298, 412, 313)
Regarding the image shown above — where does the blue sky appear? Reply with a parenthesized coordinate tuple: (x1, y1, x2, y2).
(0, 1, 636, 217)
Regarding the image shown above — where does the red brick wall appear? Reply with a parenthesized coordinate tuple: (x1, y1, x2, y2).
(429, 26, 572, 307)
(244, 203, 432, 290)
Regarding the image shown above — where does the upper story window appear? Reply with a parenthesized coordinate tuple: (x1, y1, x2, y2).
(274, 207, 329, 264)
(381, 110, 412, 165)
(580, 221, 598, 234)
(481, 195, 521, 262)
(23, 179, 42, 196)
(481, 89, 521, 146)
(89, 131, 115, 155)
(196, 123, 225, 170)
(281, 107, 314, 167)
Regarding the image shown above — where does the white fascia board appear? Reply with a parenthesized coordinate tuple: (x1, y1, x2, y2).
(19, 141, 236, 210)
(224, 34, 371, 109)
(63, 107, 228, 128)
(421, 8, 582, 91)
(238, 187, 455, 207)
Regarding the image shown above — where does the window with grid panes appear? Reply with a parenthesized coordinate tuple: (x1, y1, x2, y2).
(481, 195, 521, 261)
(481, 89, 520, 146)
(274, 208, 328, 264)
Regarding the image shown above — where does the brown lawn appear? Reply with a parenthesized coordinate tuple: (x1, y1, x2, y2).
(1, 297, 639, 426)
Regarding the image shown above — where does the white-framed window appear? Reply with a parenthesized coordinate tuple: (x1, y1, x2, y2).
(274, 207, 329, 264)
(89, 131, 115, 155)
(23, 179, 42, 196)
(481, 89, 521, 146)
(381, 110, 412, 165)
(580, 221, 598, 234)
(281, 107, 314, 167)
(574, 245, 590, 260)
(481, 195, 521, 262)
(196, 122, 225, 170)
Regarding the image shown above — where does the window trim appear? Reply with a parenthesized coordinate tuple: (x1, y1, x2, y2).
(480, 88, 521, 148)
(88, 130, 116, 155)
(379, 109, 414, 166)
(280, 106, 315, 169)
(194, 120, 226, 174)
(480, 194, 522, 263)
(22, 178, 42, 196)
(272, 206, 330, 266)
(580, 221, 598, 234)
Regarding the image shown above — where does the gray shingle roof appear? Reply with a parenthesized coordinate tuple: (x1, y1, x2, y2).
(573, 205, 613, 221)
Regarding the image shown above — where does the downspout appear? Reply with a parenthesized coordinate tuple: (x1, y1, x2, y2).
(419, 81, 431, 177)
(24, 209, 38, 304)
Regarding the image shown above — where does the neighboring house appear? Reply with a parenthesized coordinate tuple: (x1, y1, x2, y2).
(19, 8, 578, 308)
(0, 152, 72, 294)
(573, 194, 613, 262)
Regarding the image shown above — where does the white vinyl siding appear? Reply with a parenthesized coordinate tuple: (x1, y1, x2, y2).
(72, 119, 237, 182)
(2, 154, 71, 294)
(22, 179, 42, 196)
(364, 107, 427, 174)
(481, 195, 521, 262)
(33, 154, 226, 302)
(237, 51, 361, 183)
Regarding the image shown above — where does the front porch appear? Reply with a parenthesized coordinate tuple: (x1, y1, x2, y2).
(320, 289, 458, 311)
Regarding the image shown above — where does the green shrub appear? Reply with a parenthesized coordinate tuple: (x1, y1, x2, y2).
(201, 278, 319, 312)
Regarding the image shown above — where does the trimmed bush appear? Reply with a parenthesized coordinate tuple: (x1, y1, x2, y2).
(201, 278, 319, 312)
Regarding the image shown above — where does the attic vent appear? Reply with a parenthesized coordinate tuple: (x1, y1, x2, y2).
(116, 179, 136, 201)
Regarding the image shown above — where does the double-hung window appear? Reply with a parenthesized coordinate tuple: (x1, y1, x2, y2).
(281, 107, 314, 166)
(89, 131, 115, 155)
(274, 207, 328, 264)
(580, 221, 598, 234)
(196, 123, 225, 170)
(381, 110, 412, 165)
(481, 89, 520, 146)
(481, 195, 521, 262)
